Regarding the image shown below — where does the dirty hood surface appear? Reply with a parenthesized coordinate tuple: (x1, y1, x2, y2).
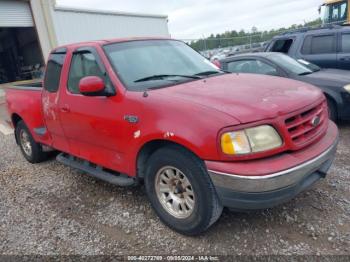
(156, 73, 323, 124)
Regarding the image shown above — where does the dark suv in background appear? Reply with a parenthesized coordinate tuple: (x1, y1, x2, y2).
(265, 26, 350, 70)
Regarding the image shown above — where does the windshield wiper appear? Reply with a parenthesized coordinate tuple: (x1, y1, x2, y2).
(298, 72, 313, 76)
(194, 70, 223, 76)
(134, 74, 201, 83)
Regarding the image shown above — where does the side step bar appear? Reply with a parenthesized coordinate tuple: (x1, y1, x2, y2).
(56, 153, 136, 187)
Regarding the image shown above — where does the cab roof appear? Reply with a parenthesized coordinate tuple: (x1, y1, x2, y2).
(52, 37, 172, 53)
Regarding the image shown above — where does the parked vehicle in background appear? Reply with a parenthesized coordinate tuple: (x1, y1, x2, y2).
(226, 43, 265, 57)
(251, 43, 264, 52)
(229, 46, 242, 54)
(5, 38, 338, 235)
(262, 41, 270, 49)
(210, 53, 226, 64)
(200, 51, 211, 59)
(319, 0, 349, 25)
(242, 43, 262, 53)
(220, 52, 350, 121)
(265, 26, 350, 70)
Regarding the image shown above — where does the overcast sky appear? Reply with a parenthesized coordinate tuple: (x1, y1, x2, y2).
(57, 0, 325, 40)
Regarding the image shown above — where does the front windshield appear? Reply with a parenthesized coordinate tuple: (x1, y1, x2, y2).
(103, 40, 221, 91)
(267, 53, 313, 75)
(298, 59, 321, 72)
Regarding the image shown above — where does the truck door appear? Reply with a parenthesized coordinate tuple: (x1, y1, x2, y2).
(299, 34, 338, 69)
(58, 47, 125, 172)
(337, 32, 350, 70)
(42, 50, 70, 152)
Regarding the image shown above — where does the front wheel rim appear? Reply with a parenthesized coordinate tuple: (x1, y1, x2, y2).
(155, 166, 195, 219)
(19, 129, 32, 156)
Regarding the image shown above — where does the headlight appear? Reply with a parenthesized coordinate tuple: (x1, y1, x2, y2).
(221, 125, 282, 155)
(344, 84, 350, 93)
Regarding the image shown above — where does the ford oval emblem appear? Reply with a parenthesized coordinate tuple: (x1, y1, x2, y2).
(311, 116, 321, 127)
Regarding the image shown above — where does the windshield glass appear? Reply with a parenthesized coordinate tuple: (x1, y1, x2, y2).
(322, 1, 348, 24)
(267, 53, 313, 75)
(103, 40, 220, 91)
(298, 59, 321, 72)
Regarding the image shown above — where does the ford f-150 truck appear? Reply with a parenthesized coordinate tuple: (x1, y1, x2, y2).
(5, 38, 339, 235)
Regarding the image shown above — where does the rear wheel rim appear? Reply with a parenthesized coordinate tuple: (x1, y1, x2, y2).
(19, 129, 32, 156)
(155, 166, 195, 219)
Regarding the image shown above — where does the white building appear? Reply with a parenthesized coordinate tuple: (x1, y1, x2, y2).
(0, 0, 169, 83)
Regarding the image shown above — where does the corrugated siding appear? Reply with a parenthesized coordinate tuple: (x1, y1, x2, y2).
(52, 10, 169, 46)
(0, 0, 34, 27)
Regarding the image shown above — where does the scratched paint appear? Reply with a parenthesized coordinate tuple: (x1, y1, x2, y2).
(164, 132, 175, 138)
(134, 130, 141, 139)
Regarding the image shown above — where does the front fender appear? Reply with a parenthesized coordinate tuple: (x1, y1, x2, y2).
(122, 91, 240, 176)
(123, 127, 219, 177)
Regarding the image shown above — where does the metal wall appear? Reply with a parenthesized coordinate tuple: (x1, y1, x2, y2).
(50, 7, 170, 46)
(30, 0, 55, 62)
(0, 0, 33, 27)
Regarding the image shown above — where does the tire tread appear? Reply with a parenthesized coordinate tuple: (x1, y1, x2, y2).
(15, 121, 47, 163)
(145, 144, 223, 235)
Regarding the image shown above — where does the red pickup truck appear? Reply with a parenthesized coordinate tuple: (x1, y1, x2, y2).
(5, 38, 339, 235)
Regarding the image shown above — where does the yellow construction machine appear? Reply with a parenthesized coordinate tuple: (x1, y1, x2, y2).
(320, 0, 349, 25)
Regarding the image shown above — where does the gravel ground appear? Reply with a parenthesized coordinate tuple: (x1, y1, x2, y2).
(0, 117, 349, 256)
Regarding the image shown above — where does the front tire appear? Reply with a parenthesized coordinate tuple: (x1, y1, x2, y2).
(144, 145, 223, 235)
(15, 121, 47, 163)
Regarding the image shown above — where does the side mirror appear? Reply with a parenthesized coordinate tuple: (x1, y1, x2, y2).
(79, 76, 106, 96)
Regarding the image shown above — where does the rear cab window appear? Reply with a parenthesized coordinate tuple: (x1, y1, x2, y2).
(44, 49, 66, 93)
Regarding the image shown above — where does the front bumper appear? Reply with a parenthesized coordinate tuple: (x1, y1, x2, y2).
(207, 121, 339, 210)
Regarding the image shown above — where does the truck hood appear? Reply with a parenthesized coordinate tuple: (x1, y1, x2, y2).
(155, 73, 323, 124)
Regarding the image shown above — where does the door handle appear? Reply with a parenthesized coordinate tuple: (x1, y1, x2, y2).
(340, 57, 350, 61)
(60, 105, 70, 113)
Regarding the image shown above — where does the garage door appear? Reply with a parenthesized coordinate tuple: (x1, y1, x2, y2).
(0, 0, 34, 27)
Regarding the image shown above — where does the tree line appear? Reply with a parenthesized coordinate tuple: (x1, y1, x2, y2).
(189, 19, 322, 51)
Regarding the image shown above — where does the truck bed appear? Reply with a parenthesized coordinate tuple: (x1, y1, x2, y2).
(5, 80, 48, 144)
(7, 79, 42, 91)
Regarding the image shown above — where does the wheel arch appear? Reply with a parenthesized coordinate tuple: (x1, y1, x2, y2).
(136, 139, 202, 179)
(11, 113, 24, 144)
(324, 93, 338, 120)
(11, 113, 23, 128)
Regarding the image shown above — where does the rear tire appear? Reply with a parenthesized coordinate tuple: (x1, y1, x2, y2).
(144, 145, 223, 235)
(327, 97, 337, 122)
(15, 121, 47, 163)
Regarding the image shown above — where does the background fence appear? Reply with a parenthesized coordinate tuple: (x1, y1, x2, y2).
(184, 19, 345, 59)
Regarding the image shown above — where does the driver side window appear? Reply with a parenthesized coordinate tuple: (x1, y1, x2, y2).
(68, 51, 105, 94)
(227, 59, 279, 76)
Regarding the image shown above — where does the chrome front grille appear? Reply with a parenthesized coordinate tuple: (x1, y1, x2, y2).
(285, 101, 327, 146)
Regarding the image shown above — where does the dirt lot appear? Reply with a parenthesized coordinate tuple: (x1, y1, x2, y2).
(0, 98, 349, 256)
